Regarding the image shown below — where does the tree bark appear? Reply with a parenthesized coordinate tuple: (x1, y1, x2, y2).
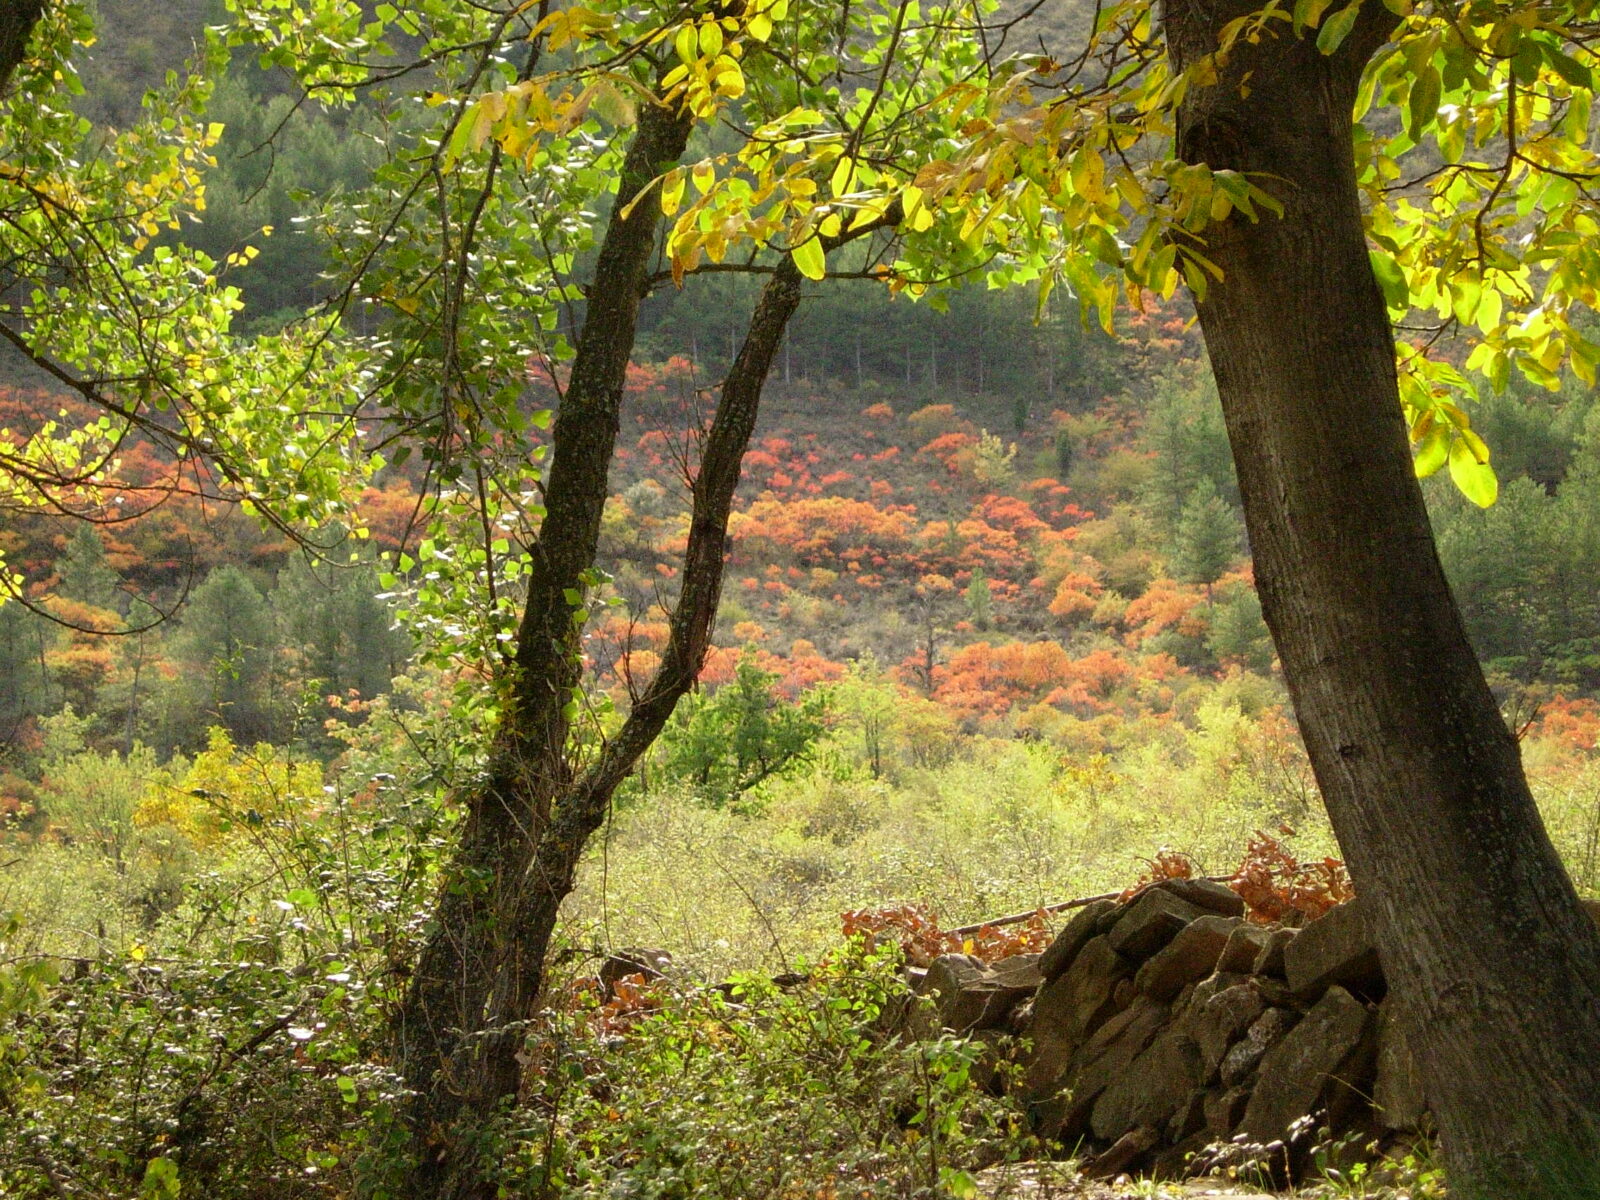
(0, 0, 44, 96)
(1164, 6, 1600, 1196)
(394, 92, 694, 1200)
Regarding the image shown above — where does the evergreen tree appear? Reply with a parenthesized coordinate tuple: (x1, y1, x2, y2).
(1170, 478, 1243, 591)
(1138, 368, 1237, 539)
(55, 525, 122, 613)
(274, 552, 407, 703)
(0, 601, 53, 743)
(165, 566, 280, 747)
(964, 566, 994, 629)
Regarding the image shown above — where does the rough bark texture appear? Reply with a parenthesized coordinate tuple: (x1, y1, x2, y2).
(0, 0, 45, 95)
(394, 94, 695, 1200)
(1163, 6, 1600, 1196)
(392, 91, 833, 1190)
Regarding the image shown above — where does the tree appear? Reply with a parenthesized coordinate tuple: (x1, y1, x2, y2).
(895, 7, 1600, 1190)
(1162, 8, 1600, 1193)
(168, 565, 279, 747)
(657, 649, 828, 808)
(54, 525, 122, 612)
(1169, 477, 1242, 593)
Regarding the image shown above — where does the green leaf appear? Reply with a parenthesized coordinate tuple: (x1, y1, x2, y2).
(337, 1076, 359, 1104)
(1413, 429, 1449, 477)
(1368, 249, 1408, 312)
(1545, 46, 1594, 89)
(791, 236, 826, 281)
(1316, 2, 1361, 54)
(141, 1157, 181, 1200)
(1407, 65, 1441, 142)
(1448, 437, 1498, 507)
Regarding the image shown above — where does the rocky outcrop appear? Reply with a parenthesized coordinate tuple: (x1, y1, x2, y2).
(893, 885, 1436, 1183)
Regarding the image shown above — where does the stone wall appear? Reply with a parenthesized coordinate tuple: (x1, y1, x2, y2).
(903, 881, 1425, 1183)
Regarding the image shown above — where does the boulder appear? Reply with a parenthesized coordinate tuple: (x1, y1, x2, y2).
(990, 952, 1044, 990)
(1082, 1125, 1160, 1180)
(1024, 935, 1131, 1093)
(1220, 1006, 1300, 1087)
(1217, 922, 1273, 974)
(1283, 900, 1384, 1001)
(1091, 1023, 1207, 1141)
(1250, 927, 1297, 978)
(1151, 1130, 1215, 1180)
(1168, 1088, 1209, 1141)
(1034, 995, 1171, 1138)
(969, 1027, 1021, 1095)
(1238, 986, 1374, 1148)
(1038, 899, 1118, 982)
(1183, 974, 1266, 1081)
(918, 953, 1039, 1033)
(1108, 889, 1206, 960)
(1134, 915, 1239, 1001)
(1204, 1083, 1253, 1136)
(1154, 877, 1247, 918)
(1372, 998, 1426, 1131)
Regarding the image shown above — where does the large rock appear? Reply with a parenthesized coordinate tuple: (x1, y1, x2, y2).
(1238, 986, 1374, 1148)
(1024, 935, 1131, 1093)
(1283, 900, 1384, 1000)
(1372, 998, 1426, 1131)
(1217, 922, 1273, 974)
(1038, 899, 1117, 982)
(1091, 1023, 1207, 1141)
(918, 953, 1039, 1033)
(600, 947, 673, 997)
(1107, 889, 1206, 960)
(1183, 974, 1266, 1081)
(1035, 995, 1171, 1138)
(1154, 877, 1247, 918)
(1220, 1006, 1300, 1087)
(1250, 927, 1297, 978)
(1134, 915, 1239, 1001)
(1204, 1083, 1253, 1137)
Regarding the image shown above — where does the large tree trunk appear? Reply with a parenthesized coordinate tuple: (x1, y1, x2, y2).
(0, 0, 45, 95)
(1163, 6, 1600, 1196)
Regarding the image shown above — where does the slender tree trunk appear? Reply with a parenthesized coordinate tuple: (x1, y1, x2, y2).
(394, 94, 695, 1200)
(1164, 5, 1600, 1195)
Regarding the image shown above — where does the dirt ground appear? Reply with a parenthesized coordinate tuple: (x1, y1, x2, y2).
(974, 1163, 1279, 1199)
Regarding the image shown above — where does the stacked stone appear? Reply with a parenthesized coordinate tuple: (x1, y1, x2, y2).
(907, 881, 1424, 1183)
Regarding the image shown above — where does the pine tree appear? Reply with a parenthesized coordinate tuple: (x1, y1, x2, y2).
(166, 566, 280, 747)
(1170, 477, 1243, 592)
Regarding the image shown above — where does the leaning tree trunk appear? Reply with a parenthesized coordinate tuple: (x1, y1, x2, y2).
(1163, 5, 1600, 1196)
(394, 92, 695, 1200)
(392, 94, 892, 1187)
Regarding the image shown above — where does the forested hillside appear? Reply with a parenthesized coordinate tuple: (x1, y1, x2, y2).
(5, 2, 1600, 1198)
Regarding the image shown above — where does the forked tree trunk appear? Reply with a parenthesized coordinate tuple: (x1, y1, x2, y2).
(1164, 5, 1600, 1195)
(394, 93, 695, 1200)
(392, 75, 889, 1188)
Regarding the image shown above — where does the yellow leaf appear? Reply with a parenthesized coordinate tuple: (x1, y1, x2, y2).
(791, 236, 826, 280)
(1070, 148, 1106, 204)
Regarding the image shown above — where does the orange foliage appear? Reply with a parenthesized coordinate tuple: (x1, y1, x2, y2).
(730, 495, 917, 564)
(840, 902, 1051, 968)
(1120, 578, 1207, 646)
(1534, 696, 1600, 751)
(1230, 827, 1354, 924)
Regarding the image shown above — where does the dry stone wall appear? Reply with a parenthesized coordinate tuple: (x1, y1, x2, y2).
(903, 881, 1424, 1183)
